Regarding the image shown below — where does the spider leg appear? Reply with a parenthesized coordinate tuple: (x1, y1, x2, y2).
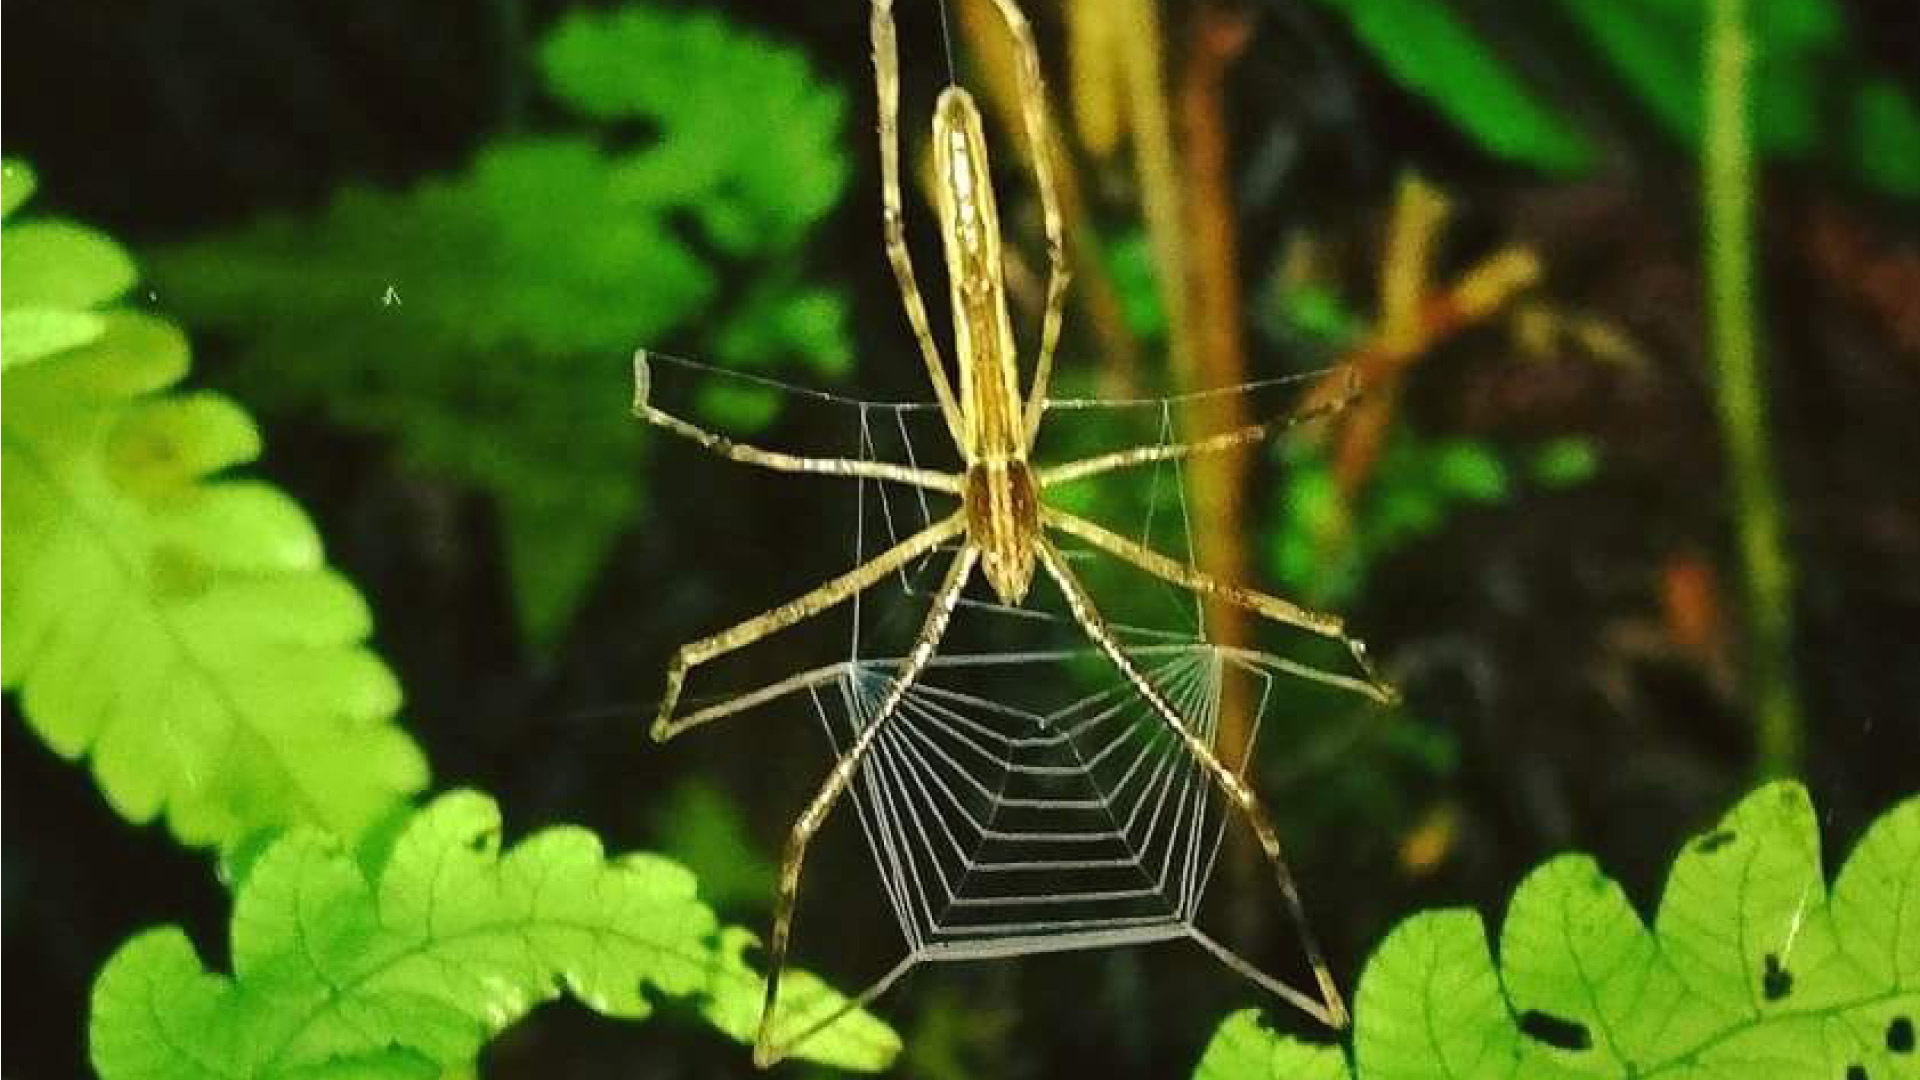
(976, 0, 1070, 449)
(653, 513, 967, 743)
(1043, 507, 1397, 705)
(873, 0, 968, 450)
(1036, 371, 1362, 488)
(755, 544, 978, 1067)
(1035, 540, 1349, 1029)
(634, 352, 962, 495)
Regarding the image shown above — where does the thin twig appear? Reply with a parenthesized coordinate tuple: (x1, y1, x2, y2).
(1703, 0, 1802, 774)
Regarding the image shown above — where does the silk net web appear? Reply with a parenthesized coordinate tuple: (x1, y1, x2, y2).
(645, 353, 1372, 1021)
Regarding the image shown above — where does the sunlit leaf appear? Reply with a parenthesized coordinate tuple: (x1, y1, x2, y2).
(88, 790, 902, 1077)
(1194, 1009, 1350, 1079)
(1, 157, 37, 219)
(2, 221, 138, 310)
(2, 176, 426, 854)
(2, 307, 105, 368)
(1194, 782, 1920, 1080)
(699, 929, 902, 1072)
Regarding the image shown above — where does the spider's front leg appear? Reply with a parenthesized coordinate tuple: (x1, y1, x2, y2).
(651, 513, 966, 742)
(975, 0, 1071, 446)
(872, 0, 967, 447)
(632, 352, 961, 495)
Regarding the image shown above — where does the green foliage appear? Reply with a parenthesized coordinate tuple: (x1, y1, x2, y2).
(1268, 428, 1598, 608)
(4, 160, 896, 1073)
(1556, 0, 1920, 196)
(1195, 781, 1920, 1079)
(1, 159, 428, 854)
(1103, 227, 1172, 343)
(1530, 437, 1600, 489)
(651, 777, 777, 915)
(1, 161, 127, 367)
(1852, 77, 1920, 198)
(148, 5, 853, 648)
(90, 790, 902, 1078)
(1311, 0, 1593, 172)
(1312, 0, 1920, 195)
(1558, 0, 1840, 157)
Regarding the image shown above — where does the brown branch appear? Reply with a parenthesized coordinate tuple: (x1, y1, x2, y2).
(1177, 0, 1259, 772)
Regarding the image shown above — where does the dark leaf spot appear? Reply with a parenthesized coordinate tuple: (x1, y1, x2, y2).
(1694, 829, 1736, 853)
(1889, 1015, 1914, 1053)
(1845, 1065, 1868, 1080)
(1519, 1010, 1591, 1051)
(1762, 953, 1793, 1001)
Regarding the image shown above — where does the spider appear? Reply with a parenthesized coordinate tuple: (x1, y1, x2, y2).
(633, 0, 1397, 1064)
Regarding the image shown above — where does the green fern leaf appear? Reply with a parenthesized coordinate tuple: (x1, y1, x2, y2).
(88, 790, 902, 1076)
(1195, 781, 1919, 1079)
(1195, 1010, 1350, 1079)
(1, 164, 124, 368)
(147, 5, 853, 648)
(1, 166, 428, 853)
(538, 6, 849, 246)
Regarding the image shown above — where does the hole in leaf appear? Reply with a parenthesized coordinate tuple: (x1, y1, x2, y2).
(1762, 953, 1793, 1001)
(1845, 1065, 1868, 1080)
(1889, 1016, 1914, 1054)
(1694, 829, 1736, 853)
(1519, 1010, 1592, 1051)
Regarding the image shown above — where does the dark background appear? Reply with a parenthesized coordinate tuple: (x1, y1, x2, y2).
(6, 1, 1919, 1077)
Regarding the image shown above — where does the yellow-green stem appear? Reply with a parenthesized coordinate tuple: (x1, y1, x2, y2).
(1704, 0, 1802, 775)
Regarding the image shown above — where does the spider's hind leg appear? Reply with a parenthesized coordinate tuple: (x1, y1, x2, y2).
(1043, 507, 1398, 707)
(754, 545, 978, 1066)
(1035, 541, 1350, 1029)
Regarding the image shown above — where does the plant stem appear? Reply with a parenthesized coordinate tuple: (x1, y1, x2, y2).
(1176, 1, 1258, 771)
(1703, 0, 1802, 775)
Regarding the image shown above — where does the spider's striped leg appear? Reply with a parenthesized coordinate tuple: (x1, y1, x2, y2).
(1036, 540, 1350, 1030)
(1035, 371, 1364, 488)
(653, 513, 967, 743)
(979, 0, 1071, 447)
(872, 0, 967, 449)
(755, 545, 978, 1067)
(633, 352, 962, 495)
(1042, 507, 1397, 706)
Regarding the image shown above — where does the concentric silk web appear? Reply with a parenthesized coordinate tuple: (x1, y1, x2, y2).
(642, 353, 1378, 1049)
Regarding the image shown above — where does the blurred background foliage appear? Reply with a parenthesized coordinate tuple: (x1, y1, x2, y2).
(4, 0, 1918, 1077)
(146, 6, 856, 647)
